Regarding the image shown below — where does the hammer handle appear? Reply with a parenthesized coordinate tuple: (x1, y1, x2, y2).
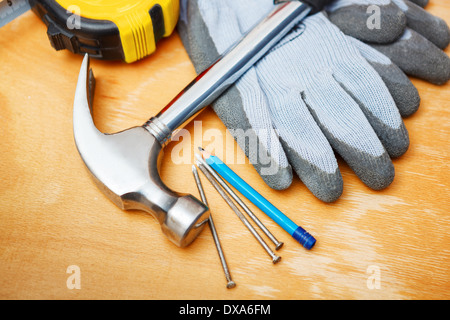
(146, 2, 311, 144)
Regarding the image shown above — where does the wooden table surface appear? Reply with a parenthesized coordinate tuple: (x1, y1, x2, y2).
(1, 2, 449, 300)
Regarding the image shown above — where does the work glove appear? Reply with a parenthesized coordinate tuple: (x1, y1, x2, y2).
(178, 0, 417, 203)
(326, 0, 450, 84)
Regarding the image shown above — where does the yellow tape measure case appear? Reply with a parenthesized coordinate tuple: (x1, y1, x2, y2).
(30, 0, 180, 63)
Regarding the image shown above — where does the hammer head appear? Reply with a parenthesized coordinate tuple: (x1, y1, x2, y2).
(73, 55, 209, 247)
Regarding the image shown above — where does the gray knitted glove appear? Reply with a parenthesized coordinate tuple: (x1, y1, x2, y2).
(179, 0, 416, 202)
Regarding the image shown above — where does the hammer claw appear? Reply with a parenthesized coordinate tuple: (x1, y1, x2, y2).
(73, 55, 209, 247)
(73, 2, 311, 248)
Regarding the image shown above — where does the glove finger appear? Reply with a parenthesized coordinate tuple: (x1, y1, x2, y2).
(371, 28, 450, 85)
(303, 72, 395, 191)
(392, 0, 450, 49)
(349, 36, 420, 117)
(326, 0, 406, 43)
(333, 59, 410, 159)
(263, 89, 344, 203)
(213, 69, 294, 191)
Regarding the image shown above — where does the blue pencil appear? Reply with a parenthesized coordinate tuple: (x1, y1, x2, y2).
(199, 148, 316, 250)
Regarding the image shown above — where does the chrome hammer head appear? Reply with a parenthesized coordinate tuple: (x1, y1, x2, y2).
(73, 55, 209, 247)
(73, 3, 312, 247)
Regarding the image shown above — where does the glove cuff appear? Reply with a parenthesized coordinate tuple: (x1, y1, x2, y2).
(274, 0, 334, 13)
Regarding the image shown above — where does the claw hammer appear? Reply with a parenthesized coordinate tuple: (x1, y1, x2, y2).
(73, 1, 330, 248)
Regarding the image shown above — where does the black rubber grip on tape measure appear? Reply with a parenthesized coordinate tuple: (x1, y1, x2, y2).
(274, 0, 334, 13)
(29, 0, 166, 61)
(30, 0, 125, 61)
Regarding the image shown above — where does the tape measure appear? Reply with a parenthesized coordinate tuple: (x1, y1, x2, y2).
(0, 0, 180, 63)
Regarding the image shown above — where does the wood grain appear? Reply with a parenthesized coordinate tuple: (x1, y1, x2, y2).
(0, 1, 449, 300)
